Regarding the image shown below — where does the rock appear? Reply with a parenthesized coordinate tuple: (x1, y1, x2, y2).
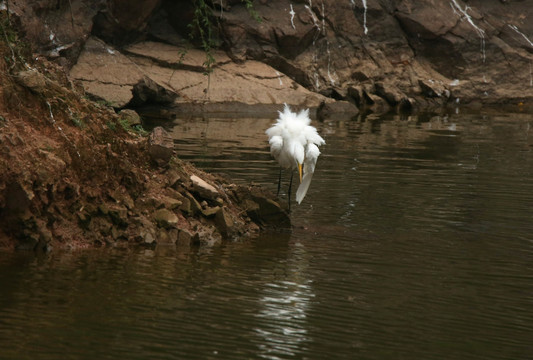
(190, 175, 219, 200)
(347, 86, 365, 108)
(124, 41, 327, 108)
(16, 70, 47, 93)
(126, 76, 178, 107)
(134, 216, 157, 245)
(153, 209, 179, 228)
(77, 210, 91, 226)
(107, 205, 128, 226)
(179, 197, 192, 216)
(252, 196, 291, 229)
(156, 228, 176, 245)
(118, 109, 142, 127)
(196, 228, 223, 247)
(317, 100, 359, 121)
(98, 204, 110, 215)
(9, 0, 533, 253)
(158, 195, 182, 210)
(229, 184, 291, 230)
(15, 0, 533, 109)
(4, 181, 34, 214)
(418, 79, 448, 98)
(92, 0, 161, 46)
(363, 92, 391, 114)
(177, 229, 196, 247)
(167, 171, 181, 188)
(215, 207, 235, 239)
(16, 69, 71, 100)
(202, 206, 220, 218)
(374, 82, 408, 106)
(89, 217, 114, 236)
(184, 191, 203, 216)
(347, 84, 390, 113)
(15, 234, 39, 251)
(69, 37, 145, 107)
(7, 0, 99, 64)
(111, 226, 124, 240)
(148, 126, 174, 165)
(38, 225, 53, 244)
(218, 1, 321, 61)
(109, 190, 135, 210)
(141, 229, 156, 245)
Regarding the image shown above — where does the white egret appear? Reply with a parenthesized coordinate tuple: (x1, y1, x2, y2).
(266, 104, 325, 208)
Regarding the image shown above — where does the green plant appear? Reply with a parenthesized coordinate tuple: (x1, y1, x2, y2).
(106, 121, 117, 131)
(118, 117, 149, 136)
(189, 0, 216, 96)
(131, 124, 149, 136)
(242, 0, 261, 22)
(71, 114, 85, 128)
(41, 144, 54, 152)
(96, 99, 116, 108)
(118, 117, 131, 131)
(0, 11, 29, 70)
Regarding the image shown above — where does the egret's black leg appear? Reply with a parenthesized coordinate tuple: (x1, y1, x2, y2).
(277, 167, 282, 196)
(288, 171, 294, 211)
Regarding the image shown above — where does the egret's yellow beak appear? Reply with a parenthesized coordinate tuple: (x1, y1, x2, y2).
(298, 163, 303, 183)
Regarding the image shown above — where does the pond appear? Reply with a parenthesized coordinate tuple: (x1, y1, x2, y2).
(1, 111, 532, 359)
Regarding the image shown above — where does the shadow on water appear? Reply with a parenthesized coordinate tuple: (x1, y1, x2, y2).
(1, 112, 533, 359)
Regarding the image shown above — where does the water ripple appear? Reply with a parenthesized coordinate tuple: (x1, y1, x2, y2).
(2, 114, 533, 360)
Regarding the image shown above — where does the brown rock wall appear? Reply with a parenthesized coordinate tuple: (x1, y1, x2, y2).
(6, 0, 533, 111)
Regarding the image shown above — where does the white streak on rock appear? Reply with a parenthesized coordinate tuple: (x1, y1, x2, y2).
(289, 4, 296, 29)
(275, 71, 283, 86)
(508, 24, 533, 47)
(450, 79, 460, 86)
(362, 0, 368, 35)
(450, 0, 485, 62)
(305, 4, 320, 32)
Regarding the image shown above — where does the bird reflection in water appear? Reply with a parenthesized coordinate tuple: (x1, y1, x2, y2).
(253, 242, 314, 359)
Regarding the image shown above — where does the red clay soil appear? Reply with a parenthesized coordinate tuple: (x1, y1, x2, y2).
(0, 41, 289, 251)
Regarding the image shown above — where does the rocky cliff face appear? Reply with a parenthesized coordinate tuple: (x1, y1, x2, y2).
(7, 0, 532, 115)
(219, 0, 533, 111)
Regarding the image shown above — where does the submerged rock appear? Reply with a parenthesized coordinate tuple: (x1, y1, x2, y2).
(232, 185, 291, 230)
(127, 76, 178, 108)
(317, 101, 359, 121)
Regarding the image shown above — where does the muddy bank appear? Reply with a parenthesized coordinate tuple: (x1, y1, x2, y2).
(0, 33, 290, 251)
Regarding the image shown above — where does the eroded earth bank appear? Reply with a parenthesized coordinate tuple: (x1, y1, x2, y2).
(0, 41, 289, 251)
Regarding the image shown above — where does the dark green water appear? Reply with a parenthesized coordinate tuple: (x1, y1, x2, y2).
(1, 113, 533, 359)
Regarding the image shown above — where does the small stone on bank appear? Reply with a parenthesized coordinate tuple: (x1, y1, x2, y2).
(153, 208, 179, 228)
(190, 174, 219, 200)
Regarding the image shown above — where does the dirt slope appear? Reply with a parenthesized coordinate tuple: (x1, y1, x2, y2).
(0, 32, 289, 251)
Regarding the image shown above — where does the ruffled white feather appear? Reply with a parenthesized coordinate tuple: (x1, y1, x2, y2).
(266, 104, 325, 204)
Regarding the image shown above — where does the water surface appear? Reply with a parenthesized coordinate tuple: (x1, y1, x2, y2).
(1, 112, 532, 359)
